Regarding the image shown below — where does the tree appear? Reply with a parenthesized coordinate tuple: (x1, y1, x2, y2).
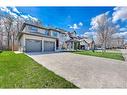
(0, 15, 11, 50)
(90, 12, 116, 51)
(0, 7, 42, 51)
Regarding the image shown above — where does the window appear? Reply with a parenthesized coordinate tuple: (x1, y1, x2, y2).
(41, 30, 49, 35)
(28, 26, 38, 32)
(52, 31, 58, 37)
(45, 30, 49, 36)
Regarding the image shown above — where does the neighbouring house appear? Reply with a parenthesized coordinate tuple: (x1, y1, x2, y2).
(80, 37, 95, 50)
(65, 31, 95, 50)
(17, 23, 67, 52)
(65, 38, 80, 50)
(65, 31, 80, 50)
(110, 37, 124, 49)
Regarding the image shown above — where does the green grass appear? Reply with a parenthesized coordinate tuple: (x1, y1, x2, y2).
(0, 51, 77, 88)
(73, 50, 124, 61)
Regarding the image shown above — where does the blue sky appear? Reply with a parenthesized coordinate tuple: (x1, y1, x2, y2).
(0, 6, 127, 40)
(16, 7, 114, 35)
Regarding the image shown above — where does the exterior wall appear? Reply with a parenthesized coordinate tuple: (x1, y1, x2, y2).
(19, 34, 56, 52)
(49, 30, 67, 50)
(19, 34, 25, 52)
(80, 41, 89, 50)
(58, 33, 67, 50)
(66, 42, 74, 50)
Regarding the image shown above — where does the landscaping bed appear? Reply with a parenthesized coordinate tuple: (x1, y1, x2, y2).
(0, 51, 77, 88)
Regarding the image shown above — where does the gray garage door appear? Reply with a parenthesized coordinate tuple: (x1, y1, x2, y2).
(44, 41, 55, 52)
(25, 39, 42, 52)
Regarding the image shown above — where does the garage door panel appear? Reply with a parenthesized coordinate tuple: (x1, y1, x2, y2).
(26, 39, 42, 52)
(44, 41, 55, 52)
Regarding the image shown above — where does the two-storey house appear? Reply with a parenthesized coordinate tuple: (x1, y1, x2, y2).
(17, 23, 67, 52)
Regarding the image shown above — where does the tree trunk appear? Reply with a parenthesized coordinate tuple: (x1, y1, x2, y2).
(104, 40, 106, 52)
(7, 32, 10, 50)
(12, 33, 14, 51)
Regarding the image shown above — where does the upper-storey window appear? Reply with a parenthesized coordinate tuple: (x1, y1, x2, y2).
(41, 29, 49, 36)
(51, 30, 58, 37)
(60, 33, 66, 41)
(44, 30, 49, 36)
(52, 32, 58, 37)
(28, 26, 38, 32)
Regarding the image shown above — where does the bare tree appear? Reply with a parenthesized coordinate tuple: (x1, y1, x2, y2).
(90, 13, 116, 51)
(0, 7, 42, 51)
(3, 17, 13, 50)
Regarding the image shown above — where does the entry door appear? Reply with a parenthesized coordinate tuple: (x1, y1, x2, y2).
(44, 41, 55, 52)
(25, 39, 42, 52)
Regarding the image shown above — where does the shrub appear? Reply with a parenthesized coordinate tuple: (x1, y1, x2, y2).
(0, 50, 2, 53)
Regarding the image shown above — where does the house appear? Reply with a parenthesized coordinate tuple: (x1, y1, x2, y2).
(65, 31, 95, 50)
(110, 37, 124, 49)
(17, 23, 67, 52)
(80, 37, 95, 50)
(65, 31, 80, 50)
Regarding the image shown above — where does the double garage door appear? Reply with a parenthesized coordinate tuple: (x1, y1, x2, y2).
(25, 39, 55, 52)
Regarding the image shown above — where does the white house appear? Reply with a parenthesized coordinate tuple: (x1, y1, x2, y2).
(17, 23, 67, 52)
(80, 37, 94, 50)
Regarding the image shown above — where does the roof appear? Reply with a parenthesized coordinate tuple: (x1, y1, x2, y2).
(20, 23, 67, 34)
(82, 38, 93, 44)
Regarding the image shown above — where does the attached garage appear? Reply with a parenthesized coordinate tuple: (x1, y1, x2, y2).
(44, 41, 55, 52)
(25, 39, 42, 52)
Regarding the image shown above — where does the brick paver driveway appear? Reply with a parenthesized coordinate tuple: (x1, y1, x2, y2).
(27, 52, 127, 88)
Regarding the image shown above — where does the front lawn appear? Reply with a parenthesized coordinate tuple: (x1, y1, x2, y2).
(73, 50, 124, 61)
(0, 51, 77, 88)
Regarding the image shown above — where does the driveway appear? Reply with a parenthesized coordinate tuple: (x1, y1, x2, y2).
(27, 52, 127, 88)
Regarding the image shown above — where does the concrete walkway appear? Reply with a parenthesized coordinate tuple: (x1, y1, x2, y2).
(27, 52, 127, 88)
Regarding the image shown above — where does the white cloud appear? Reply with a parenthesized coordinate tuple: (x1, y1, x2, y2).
(0, 7, 10, 13)
(79, 22, 83, 26)
(112, 32, 127, 38)
(11, 6, 20, 14)
(73, 24, 79, 29)
(116, 24, 120, 29)
(83, 31, 97, 40)
(84, 31, 95, 35)
(28, 15, 38, 22)
(119, 28, 127, 31)
(69, 22, 83, 30)
(112, 7, 127, 23)
(21, 14, 38, 22)
(69, 23, 79, 30)
(0, 7, 39, 22)
(90, 12, 108, 30)
(0, 7, 18, 18)
(21, 15, 28, 19)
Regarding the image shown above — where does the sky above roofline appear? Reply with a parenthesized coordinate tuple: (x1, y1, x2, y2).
(0, 6, 127, 41)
